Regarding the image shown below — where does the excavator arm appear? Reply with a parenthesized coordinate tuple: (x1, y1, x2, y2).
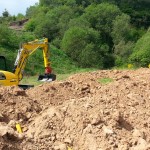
(13, 38, 56, 82)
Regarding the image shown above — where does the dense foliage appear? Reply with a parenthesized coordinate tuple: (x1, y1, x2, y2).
(0, 0, 150, 74)
(130, 29, 150, 67)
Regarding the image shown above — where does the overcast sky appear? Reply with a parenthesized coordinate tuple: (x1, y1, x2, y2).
(0, 0, 39, 16)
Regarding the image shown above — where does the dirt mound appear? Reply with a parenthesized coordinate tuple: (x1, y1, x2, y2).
(1, 68, 150, 149)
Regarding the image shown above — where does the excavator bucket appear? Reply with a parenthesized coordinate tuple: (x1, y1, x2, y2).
(38, 74, 56, 82)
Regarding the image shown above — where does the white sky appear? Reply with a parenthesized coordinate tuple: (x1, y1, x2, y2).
(0, 0, 39, 16)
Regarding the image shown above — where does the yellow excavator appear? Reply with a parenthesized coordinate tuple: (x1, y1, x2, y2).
(0, 38, 56, 89)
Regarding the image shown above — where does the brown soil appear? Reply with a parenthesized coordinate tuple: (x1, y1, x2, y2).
(0, 68, 150, 150)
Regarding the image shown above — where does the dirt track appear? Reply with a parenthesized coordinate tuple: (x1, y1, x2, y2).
(0, 68, 150, 150)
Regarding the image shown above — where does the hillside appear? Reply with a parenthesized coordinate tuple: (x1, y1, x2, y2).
(0, 0, 150, 72)
(0, 68, 150, 149)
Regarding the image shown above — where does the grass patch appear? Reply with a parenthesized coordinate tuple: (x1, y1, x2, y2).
(112, 64, 139, 70)
(20, 76, 42, 86)
(98, 77, 114, 85)
(21, 68, 98, 86)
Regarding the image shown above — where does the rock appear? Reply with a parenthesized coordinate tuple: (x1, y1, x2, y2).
(51, 136, 56, 141)
(26, 112, 32, 119)
(132, 138, 148, 150)
(64, 138, 72, 145)
(122, 75, 130, 79)
(0, 123, 20, 141)
(132, 129, 145, 139)
(118, 144, 129, 150)
(84, 103, 93, 110)
(8, 108, 14, 113)
(83, 124, 93, 134)
(0, 113, 4, 122)
(8, 120, 16, 128)
(54, 143, 67, 150)
(38, 130, 51, 139)
(81, 85, 90, 91)
(13, 88, 26, 96)
(0, 94, 2, 99)
(27, 132, 34, 139)
(22, 126, 28, 132)
(18, 133, 25, 140)
(90, 114, 102, 125)
(102, 125, 114, 135)
(112, 110, 121, 122)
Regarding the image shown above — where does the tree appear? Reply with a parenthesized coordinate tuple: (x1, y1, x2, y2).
(100, 0, 150, 29)
(31, 5, 77, 45)
(129, 28, 150, 67)
(2, 9, 9, 17)
(82, 3, 122, 51)
(69, 16, 90, 28)
(16, 13, 25, 20)
(111, 13, 135, 65)
(0, 24, 19, 48)
(39, 0, 67, 7)
(112, 14, 132, 44)
(61, 26, 104, 68)
(83, 3, 121, 33)
(26, 5, 40, 18)
(33, 11, 59, 41)
(40, 0, 52, 6)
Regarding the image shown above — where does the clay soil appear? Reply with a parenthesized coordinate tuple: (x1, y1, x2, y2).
(0, 68, 150, 150)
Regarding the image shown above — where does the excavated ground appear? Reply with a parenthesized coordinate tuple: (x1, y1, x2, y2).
(0, 68, 150, 150)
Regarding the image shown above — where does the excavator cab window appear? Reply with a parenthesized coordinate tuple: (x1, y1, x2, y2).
(0, 72, 6, 80)
(0, 56, 7, 71)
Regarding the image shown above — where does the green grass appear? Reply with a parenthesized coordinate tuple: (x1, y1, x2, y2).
(20, 76, 42, 86)
(98, 77, 114, 85)
(20, 68, 97, 86)
(56, 68, 97, 80)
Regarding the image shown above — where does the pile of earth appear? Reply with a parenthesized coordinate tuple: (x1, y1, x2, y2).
(0, 68, 150, 150)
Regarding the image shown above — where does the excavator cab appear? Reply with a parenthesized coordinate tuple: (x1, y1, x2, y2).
(0, 56, 7, 71)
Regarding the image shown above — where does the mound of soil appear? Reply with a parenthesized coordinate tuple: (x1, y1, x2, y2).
(0, 68, 150, 150)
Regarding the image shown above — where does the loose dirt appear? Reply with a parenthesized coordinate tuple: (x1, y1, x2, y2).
(0, 68, 150, 150)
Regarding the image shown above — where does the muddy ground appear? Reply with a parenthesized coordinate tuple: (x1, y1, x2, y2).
(0, 68, 150, 150)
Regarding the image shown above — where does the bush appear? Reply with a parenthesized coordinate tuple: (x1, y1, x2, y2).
(0, 24, 19, 48)
(129, 28, 150, 67)
(24, 19, 37, 32)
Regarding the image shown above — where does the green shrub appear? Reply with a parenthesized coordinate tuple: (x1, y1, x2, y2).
(129, 29, 150, 67)
(0, 24, 19, 48)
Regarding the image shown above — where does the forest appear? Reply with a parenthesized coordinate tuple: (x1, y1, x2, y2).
(0, 0, 150, 74)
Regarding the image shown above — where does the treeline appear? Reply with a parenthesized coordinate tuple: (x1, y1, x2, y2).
(0, 0, 150, 70)
(0, 9, 36, 71)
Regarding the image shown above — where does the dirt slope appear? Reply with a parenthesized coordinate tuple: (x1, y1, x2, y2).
(0, 68, 150, 150)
